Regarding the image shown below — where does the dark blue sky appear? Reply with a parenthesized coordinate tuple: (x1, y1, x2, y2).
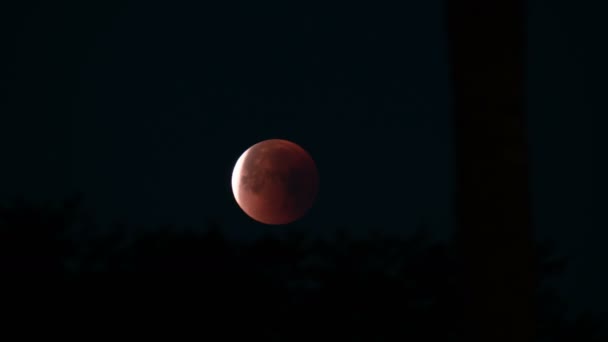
(1, 0, 604, 312)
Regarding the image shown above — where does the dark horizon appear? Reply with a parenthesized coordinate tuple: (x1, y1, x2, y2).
(0, 195, 606, 340)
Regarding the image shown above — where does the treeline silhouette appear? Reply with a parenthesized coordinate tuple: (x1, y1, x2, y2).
(0, 196, 605, 340)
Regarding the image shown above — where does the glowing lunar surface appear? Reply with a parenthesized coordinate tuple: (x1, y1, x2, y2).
(231, 139, 319, 225)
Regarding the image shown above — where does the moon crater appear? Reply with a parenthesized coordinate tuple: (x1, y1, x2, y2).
(232, 139, 318, 225)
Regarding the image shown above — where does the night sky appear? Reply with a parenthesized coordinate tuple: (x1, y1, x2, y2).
(1, 1, 604, 312)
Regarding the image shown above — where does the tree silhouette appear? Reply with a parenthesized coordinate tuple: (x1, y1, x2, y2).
(0, 196, 605, 340)
(445, 0, 537, 341)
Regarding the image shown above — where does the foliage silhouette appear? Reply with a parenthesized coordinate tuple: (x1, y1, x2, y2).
(0, 196, 605, 340)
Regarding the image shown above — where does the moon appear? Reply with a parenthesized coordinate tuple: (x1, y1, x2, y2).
(231, 139, 319, 225)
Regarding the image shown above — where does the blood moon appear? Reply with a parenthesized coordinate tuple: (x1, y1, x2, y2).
(231, 139, 319, 225)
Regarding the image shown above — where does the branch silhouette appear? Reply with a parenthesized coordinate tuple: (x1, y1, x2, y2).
(0, 196, 604, 341)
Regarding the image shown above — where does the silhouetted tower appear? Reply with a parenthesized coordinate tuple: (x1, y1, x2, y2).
(445, 1, 537, 341)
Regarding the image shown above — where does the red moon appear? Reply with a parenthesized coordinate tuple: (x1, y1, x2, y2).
(231, 139, 319, 225)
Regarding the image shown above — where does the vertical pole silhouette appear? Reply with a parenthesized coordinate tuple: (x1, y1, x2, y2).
(445, 1, 537, 341)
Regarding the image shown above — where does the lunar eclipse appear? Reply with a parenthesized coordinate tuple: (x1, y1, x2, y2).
(231, 139, 319, 225)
